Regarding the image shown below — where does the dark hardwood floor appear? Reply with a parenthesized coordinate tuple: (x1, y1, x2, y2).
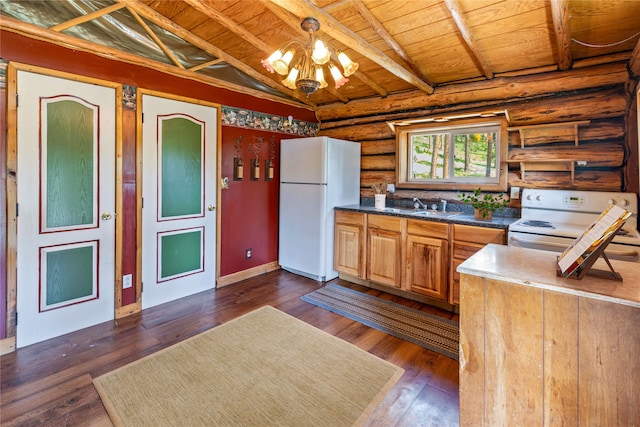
(0, 270, 460, 427)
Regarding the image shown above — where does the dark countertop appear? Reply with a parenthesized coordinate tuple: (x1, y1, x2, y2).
(336, 204, 519, 230)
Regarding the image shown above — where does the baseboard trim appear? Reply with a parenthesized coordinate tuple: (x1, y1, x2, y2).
(217, 262, 281, 288)
(338, 273, 455, 312)
(1, 336, 16, 355)
(116, 302, 142, 319)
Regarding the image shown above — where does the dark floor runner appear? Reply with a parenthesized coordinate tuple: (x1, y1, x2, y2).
(301, 283, 459, 360)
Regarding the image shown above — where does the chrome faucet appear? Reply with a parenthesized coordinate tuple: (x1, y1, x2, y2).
(441, 199, 447, 213)
(413, 197, 427, 209)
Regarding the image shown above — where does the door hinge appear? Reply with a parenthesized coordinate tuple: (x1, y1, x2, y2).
(15, 312, 18, 325)
(141, 282, 143, 292)
(16, 93, 18, 108)
(141, 112, 144, 123)
(16, 203, 18, 217)
(141, 198, 144, 209)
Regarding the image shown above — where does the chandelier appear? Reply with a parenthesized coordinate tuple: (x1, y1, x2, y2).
(261, 17, 359, 96)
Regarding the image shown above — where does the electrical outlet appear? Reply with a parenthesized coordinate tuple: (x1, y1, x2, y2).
(246, 249, 252, 259)
(123, 274, 132, 289)
(510, 186, 520, 199)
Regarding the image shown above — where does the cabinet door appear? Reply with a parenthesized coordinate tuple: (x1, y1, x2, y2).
(406, 234, 448, 300)
(367, 228, 402, 288)
(334, 222, 365, 278)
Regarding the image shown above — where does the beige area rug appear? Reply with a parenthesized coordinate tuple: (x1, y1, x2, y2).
(93, 305, 404, 427)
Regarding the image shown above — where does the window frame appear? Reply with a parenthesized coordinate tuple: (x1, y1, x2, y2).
(395, 117, 509, 191)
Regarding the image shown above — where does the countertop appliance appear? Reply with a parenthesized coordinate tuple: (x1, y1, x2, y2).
(279, 136, 361, 281)
(508, 189, 640, 263)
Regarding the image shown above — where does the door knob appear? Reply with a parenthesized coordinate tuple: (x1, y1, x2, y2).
(208, 205, 215, 211)
(101, 212, 113, 220)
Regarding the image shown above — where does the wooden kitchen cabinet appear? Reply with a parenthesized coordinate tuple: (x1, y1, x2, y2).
(450, 224, 505, 305)
(367, 214, 403, 288)
(406, 219, 449, 300)
(334, 211, 366, 278)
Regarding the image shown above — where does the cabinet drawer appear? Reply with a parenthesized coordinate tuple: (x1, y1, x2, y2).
(335, 210, 366, 227)
(368, 214, 403, 232)
(453, 241, 487, 259)
(407, 219, 448, 239)
(453, 224, 505, 244)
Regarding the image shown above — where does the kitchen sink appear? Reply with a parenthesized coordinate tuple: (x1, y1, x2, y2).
(381, 207, 462, 218)
(411, 210, 462, 218)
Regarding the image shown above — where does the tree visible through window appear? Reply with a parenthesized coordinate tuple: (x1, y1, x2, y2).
(395, 118, 508, 191)
(409, 127, 498, 181)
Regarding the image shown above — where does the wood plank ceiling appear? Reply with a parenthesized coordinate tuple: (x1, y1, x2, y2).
(2, 0, 640, 116)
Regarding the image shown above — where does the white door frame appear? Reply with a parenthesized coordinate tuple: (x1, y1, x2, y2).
(5, 62, 122, 349)
(136, 89, 221, 309)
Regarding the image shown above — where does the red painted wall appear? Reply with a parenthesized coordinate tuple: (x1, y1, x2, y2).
(1, 30, 317, 321)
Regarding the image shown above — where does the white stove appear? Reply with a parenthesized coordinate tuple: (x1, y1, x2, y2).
(508, 189, 640, 263)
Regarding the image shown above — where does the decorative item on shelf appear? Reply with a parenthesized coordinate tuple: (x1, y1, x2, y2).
(249, 136, 264, 181)
(233, 136, 244, 180)
(457, 188, 508, 221)
(372, 182, 387, 210)
(265, 136, 276, 181)
(261, 17, 358, 97)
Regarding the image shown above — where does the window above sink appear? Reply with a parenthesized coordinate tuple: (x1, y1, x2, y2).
(393, 115, 509, 192)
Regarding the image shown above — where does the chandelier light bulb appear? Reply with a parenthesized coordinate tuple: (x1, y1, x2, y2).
(337, 51, 358, 76)
(311, 39, 331, 65)
(315, 66, 328, 88)
(261, 49, 283, 74)
(282, 66, 300, 89)
(272, 49, 295, 76)
(329, 64, 349, 89)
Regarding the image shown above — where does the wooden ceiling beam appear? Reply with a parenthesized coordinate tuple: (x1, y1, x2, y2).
(0, 16, 312, 110)
(267, 0, 435, 94)
(49, 3, 127, 32)
(315, 62, 629, 121)
(116, 0, 315, 107)
(550, 0, 573, 71)
(443, 0, 493, 79)
(352, 0, 434, 87)
(126, 7, 184, 69)
(263, 2, 386, 98)
(182, 0, 339, 103)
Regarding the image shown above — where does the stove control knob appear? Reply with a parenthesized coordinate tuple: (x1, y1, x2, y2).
(526, 194, 533, 201)
(608, 198, 616, 205)
(620, 199, 629, 207)
(535, 195, 542, 201)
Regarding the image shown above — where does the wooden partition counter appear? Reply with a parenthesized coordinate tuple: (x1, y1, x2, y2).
(458, 244, 639, 426)
(458, 244, 640, 307)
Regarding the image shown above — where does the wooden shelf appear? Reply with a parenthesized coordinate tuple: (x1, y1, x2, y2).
(507, 120, 590, 148)
(507, 120, 591, 181)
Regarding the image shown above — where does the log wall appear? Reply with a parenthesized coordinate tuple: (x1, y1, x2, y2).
(319, 82, 638, 205)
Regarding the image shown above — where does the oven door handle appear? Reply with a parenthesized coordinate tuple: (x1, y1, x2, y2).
(509, 236, 639, 259)
(509, 236, 568, 250)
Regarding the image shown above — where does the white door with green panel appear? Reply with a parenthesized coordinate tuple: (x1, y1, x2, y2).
(141, 94, 217, 309)
(15, 70, 117, 348)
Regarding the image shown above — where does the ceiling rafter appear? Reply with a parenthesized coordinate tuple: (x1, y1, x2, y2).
(181, 0, 338, 103)
(266, 0, 434, 95)
(115, 0, 316, 107)
(260, 2, 352, 102)
(126, 7, 185, 69)
(351, 0, 435, 87)
(443, 0, 493, 80)
(1, 15, 312, 109)
(49, 3, 126, 32)
(550, 0, 573, 71)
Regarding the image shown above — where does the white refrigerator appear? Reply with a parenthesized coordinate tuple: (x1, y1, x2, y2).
(279, 136, 361, 281)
